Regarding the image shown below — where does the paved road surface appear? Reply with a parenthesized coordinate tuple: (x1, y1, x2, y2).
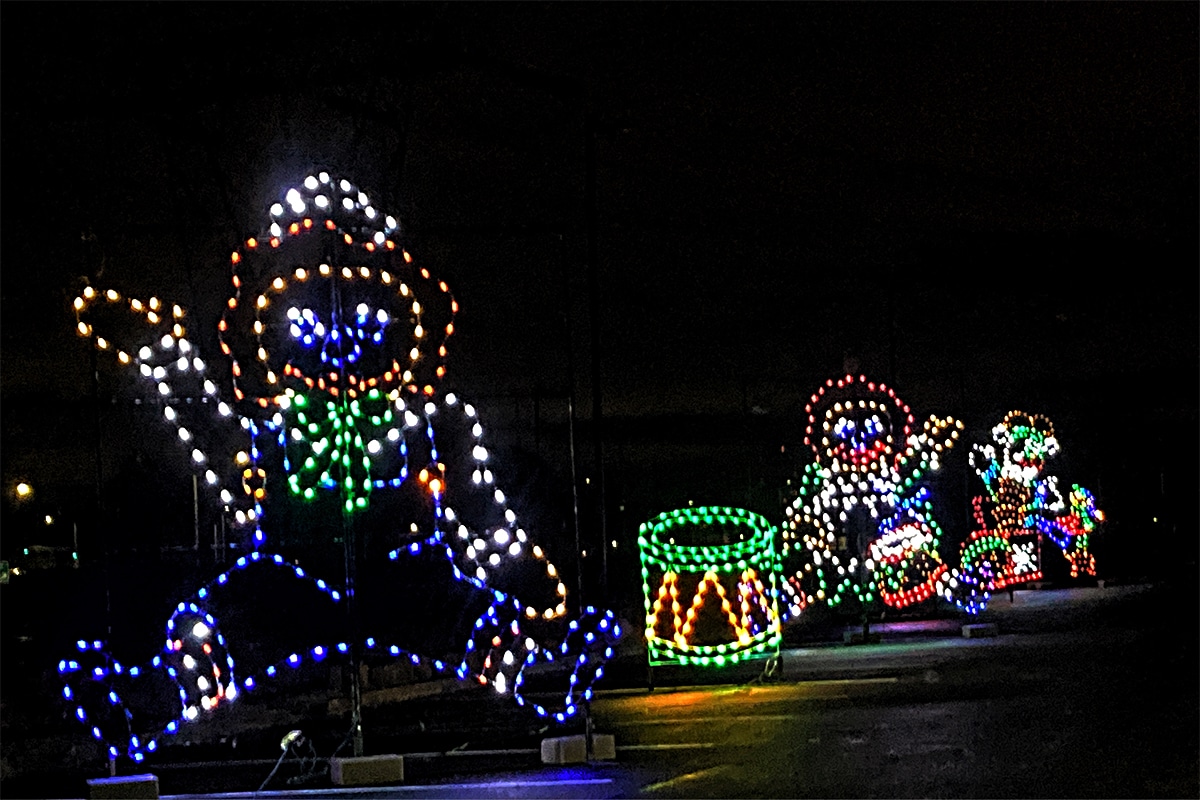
(7, 584, 1197, 798)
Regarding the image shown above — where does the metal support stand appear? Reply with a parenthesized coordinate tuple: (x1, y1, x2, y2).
(584, 699, 594, 762)
(343, 510, 364, 757)
(327, 265, 364, 758)
(763, 646, 783, 681)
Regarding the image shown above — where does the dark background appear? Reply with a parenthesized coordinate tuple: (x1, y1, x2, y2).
(1, 3, 1196, 617)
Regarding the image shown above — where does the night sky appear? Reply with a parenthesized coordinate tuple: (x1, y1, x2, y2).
(2, 3, 1196, 570)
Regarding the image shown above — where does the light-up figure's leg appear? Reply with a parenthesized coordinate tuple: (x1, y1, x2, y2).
(383, 391, 620, 719)
(58, 553, 347, 763)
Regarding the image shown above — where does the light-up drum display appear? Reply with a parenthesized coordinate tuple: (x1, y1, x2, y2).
(639, 506, 781, 668)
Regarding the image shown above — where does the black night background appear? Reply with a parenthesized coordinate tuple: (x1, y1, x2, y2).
(0, 3, 1196, 795)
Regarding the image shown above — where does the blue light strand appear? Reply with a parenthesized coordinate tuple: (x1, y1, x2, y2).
(512, 606, 621, 722)
(57, 551, 346, 761)
(59, 549, 622, 761)
(57, 643, 140, 762)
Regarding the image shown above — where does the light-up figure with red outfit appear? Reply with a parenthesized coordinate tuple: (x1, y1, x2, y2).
(959, 411, 1100, 596)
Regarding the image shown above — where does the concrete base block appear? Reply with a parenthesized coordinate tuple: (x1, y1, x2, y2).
(591, 734, 617, 761)
(962, 623, 999, 638)
(541, 733, 617, 764)
(542, 735, 586, 764)
(843, 631, 882, 645)
(330, 754, 404, 786)
(87, 774, 158, 799)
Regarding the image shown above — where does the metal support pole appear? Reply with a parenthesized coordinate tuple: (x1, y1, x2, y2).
(93, 346, 112, 639)
(193, 474, 200, 557)
(584, 698, 594, 760)
(584, 114, 608, 604)
(327, 242, 364, 758)
(559, 232, 586, 609)
(343, 509, 364, 757)
(566, 413, 595, 751)
(560, 230, 593, 759)
(568, 395, 584, 607)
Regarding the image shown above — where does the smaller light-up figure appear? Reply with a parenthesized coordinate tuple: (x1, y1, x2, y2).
(781, 374, 963, 616)
(960, 411, 1101, 599)
(1043, 484, 1102, 578)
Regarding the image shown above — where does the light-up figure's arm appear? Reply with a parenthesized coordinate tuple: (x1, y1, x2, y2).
(895, 414, 962, 488)
(72, 287, 255, 530)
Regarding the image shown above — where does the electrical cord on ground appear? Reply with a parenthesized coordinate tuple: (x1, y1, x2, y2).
(285, 736, 322, 786)
(256, 730, 306, 795)
(253, 728, 330, 793)
(329, 719, 358, 760)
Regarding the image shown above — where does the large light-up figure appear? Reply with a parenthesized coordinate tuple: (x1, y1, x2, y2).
(955, 411, 1101, 603)
(60, 173, 619, 764)
(780, 374, 963, 616)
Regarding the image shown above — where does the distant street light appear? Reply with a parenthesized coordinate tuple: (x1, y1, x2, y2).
(16, 482, 32, 499)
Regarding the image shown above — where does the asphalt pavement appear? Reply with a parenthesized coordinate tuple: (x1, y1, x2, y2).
(4, 581, 1197, 799)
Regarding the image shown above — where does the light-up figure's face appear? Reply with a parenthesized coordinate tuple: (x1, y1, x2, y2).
(994, 415, 1058, 484)
(829, 406, 893, 470)
(1009, 429, 1050, 471)
(287, 304, 391, 370)
(806, 378, 919, 474)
